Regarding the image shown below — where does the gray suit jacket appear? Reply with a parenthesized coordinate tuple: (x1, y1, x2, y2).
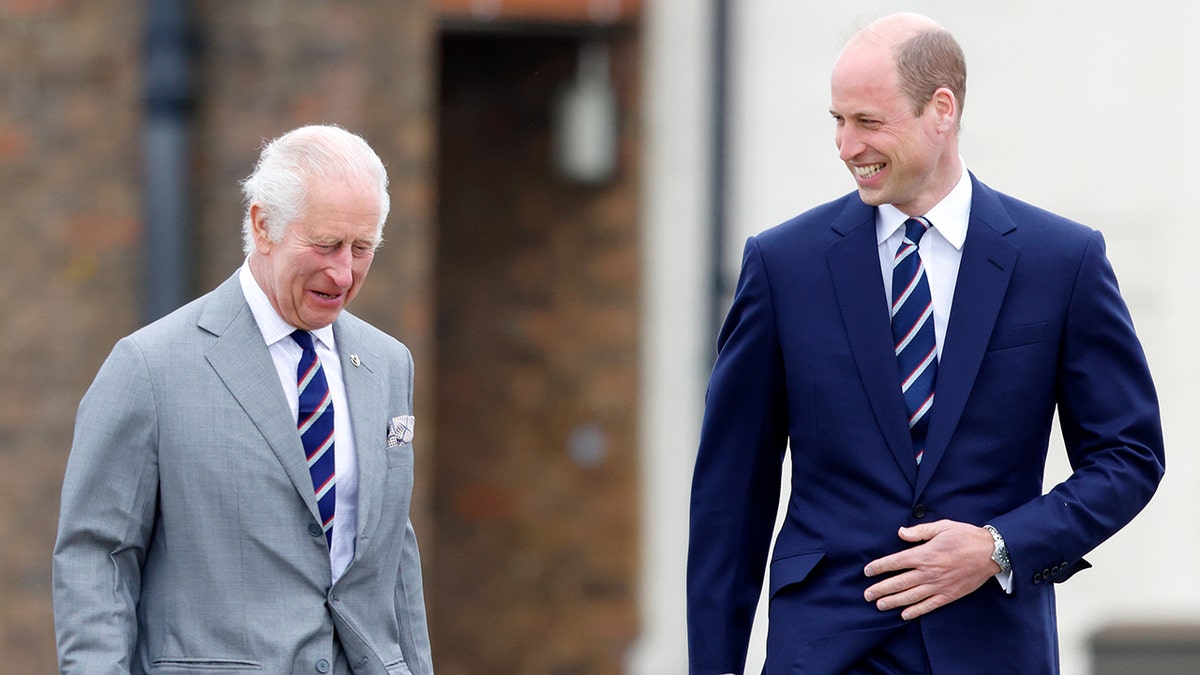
(53, 273, 433, 675)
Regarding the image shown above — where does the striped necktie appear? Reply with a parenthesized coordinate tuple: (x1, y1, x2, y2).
(892, 217, 937, 465)
(292, 330, 336, 546)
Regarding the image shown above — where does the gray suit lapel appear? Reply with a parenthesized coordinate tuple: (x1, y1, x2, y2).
(200, 275, 323, 524)
(334, 318, 387, 544)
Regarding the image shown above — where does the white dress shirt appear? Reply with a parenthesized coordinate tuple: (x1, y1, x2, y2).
(875, 164, 972, 356)
(239, 262, 359, 584)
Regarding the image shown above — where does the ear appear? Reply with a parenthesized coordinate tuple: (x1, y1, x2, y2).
(249, 203, 274, 254)
(930, 87, 958, 132)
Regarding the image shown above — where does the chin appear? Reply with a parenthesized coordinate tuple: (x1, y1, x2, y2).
(298, 310, 340, 330)
(857, 188, 887, 206)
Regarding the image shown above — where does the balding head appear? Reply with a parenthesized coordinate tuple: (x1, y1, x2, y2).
(849, 12, 942, 49)
(843, 13, 966, 123)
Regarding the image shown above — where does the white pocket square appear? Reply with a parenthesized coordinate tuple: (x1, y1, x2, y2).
(387, 415, 415, 447)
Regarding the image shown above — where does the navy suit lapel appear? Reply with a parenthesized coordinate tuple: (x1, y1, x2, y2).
(827, 200, 918, 487)
(916, 177, 1019, 496)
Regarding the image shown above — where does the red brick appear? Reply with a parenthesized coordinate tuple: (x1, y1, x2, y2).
(0, 123, 30, 161)
(0, 0, 72, 17)
(64, 213, 139, 251)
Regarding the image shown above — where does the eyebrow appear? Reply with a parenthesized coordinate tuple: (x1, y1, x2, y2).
(830, 109, 880, 120)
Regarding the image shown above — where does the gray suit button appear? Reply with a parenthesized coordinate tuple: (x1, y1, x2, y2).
(308, 523, 323, 538)
(316, 658, 330, 673)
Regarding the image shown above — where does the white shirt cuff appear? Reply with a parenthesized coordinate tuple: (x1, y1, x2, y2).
(995, 568, 1013, 594)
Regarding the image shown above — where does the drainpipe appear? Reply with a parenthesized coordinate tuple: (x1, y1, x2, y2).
(708, 0, 731, 343)
(142, 0, 195, 322)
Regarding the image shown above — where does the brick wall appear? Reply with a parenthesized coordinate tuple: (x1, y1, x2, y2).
(0, 2, 142, 670)
(433, 30, 641, 674)
(1, 2, 641, 672)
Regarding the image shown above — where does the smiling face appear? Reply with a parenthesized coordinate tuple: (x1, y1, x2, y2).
(249, 176, 381, 331)
(830, 35, 961, 216)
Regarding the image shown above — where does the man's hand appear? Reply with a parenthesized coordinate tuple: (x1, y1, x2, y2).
(862, 520, 999, 620)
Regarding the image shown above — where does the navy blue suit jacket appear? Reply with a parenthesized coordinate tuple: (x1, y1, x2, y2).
(687, 175, 1165, 674)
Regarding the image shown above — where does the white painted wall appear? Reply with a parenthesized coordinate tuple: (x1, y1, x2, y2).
(628, 0, 715, 672)
(638, 2, 1198, 673)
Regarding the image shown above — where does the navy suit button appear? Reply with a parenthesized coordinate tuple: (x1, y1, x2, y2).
(1033, 573, 1043, 584)
(912, 504, 927, 519)
(316, 658, 331, 673)
(308, 523, 323, 538)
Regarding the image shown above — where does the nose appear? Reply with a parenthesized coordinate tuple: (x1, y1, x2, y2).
(327, 246, 354, 288)
(837, 124, 861, 163)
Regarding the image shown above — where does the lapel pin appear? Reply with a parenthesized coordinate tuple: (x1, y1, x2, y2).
(350, 354, 361, 367)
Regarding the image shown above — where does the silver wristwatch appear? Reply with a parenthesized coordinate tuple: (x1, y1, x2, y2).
(983, 524, 1011, 573)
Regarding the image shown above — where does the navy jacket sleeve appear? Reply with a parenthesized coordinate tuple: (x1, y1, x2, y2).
(687, 237, 790, 674)
(990, 230, 1164, 587)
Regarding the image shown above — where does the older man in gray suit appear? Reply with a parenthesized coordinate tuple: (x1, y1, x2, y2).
(53, 125, 433, 675)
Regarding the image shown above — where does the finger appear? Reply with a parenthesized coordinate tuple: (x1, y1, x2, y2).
(865, 521, 956, 576)
(897, 520, 946, 543)
(864, 570, 921, 602)
(863, 579, 887, 602)
(863, 554, 903, 578)
(864, 541, 925, 576)
(875, 584, 933, 612)
(899, 594, 948, 621)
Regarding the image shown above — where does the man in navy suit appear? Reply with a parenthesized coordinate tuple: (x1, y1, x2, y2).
(687, 13, 1164, 674)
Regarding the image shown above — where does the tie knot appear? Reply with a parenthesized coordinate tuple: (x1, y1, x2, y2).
(904, 217, 931, 246)
(291, 330, 315, 352)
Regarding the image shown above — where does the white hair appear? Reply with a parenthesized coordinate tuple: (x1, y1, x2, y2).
(240, 124, 390, 255)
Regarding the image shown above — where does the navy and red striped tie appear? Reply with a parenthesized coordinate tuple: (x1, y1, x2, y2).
(292, 330, 336, 546)
(892, 217, 937, 465)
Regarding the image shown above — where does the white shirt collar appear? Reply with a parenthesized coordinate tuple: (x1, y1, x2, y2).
(875, 163, 972, 250)
(238, 260, 337, 351)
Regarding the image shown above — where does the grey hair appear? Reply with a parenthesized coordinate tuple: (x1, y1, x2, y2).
(240, 124, 390, 255)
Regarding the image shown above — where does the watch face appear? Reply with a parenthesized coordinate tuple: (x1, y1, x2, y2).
(984, 525, 1010, 572)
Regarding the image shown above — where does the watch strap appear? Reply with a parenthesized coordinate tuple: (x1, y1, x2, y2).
(983, 524, 1011, 573)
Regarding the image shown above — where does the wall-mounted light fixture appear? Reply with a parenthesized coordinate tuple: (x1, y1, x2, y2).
(553, 40, 618, 184)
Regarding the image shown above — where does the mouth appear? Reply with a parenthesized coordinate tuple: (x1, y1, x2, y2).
(855, 163, 885, 179)
(311, 290, 343, 301)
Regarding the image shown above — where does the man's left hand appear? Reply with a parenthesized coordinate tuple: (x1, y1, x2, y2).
(863, 520, 998, 620)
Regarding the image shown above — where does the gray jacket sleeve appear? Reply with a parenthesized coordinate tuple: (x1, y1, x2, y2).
(53, 338, 159, 674)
